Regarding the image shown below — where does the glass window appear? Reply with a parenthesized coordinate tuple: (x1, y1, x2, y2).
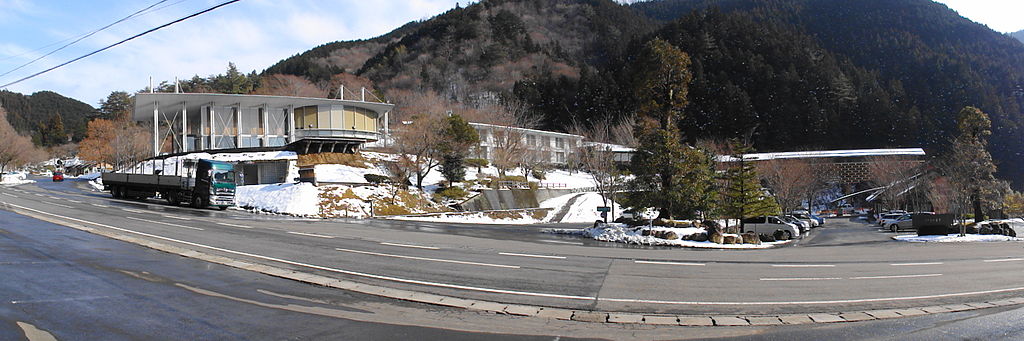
(542, 136, 550, 148)
(298, 106, 317, 129)
(268, 108, 287, 136)
(213, 106, 237, 136)
(556, 138, 564, 149)
(239, 107, 260, 135)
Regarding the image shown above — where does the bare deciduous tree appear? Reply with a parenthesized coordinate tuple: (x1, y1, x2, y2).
(757, 158, 817, 214)
(476, 100, 542, 177)
(866, 155, 920, 211)
(569, 116, 634, 216)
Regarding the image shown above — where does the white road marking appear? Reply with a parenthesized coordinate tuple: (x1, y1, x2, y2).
(7, 203, 590, 301)
(337, 248, 520, 269)
(634, 260, 704, 266)
(33, 193, 44, 196)
(43, 202, 74, 209)
(121, 208, 147, 213)
(217, 222, 252, 229)
(125, 216, 203, 231)
(91, 204, 110, 208)
(500, 252, 566, 260)
(850, 274, 942, 280)
(161, 215, 192, 221)
(891, 262, 943, 266)
(380, 242, 439, 250)
(47, 196, 60, 200)
(288, 231, 335, 239)
(13, 203, 1024, 307)
(66, 199, 82, 203)
(541, 240, 584, 245)
(1, 193, 17, 198)
(984, 258, 1024, 263)
(760, 277, 842, 281)
(771, 264, 835, 268)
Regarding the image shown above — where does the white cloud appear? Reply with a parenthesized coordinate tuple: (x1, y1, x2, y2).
(933, 0, 1024, 33)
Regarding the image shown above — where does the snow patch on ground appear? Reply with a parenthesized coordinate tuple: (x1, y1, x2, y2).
(314, 164, 384, 183)
(540, 192, 622, 223)
(894, 234, 1024, 243)
(1, 172, 34, 186)
(388, 211, 544, 225)
(549, 225, 792, 249)
(235, 183, 319, 216)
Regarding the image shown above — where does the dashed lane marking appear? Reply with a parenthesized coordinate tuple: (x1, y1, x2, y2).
(217, 222, 252, 229)
(891, 262, 943, 266)
(984, 258, 1024, 263)
(337, 248, 520, 269)
(121, 208, 148, 214)
(771, 264, 835, 268)
(66, 199, 82, 203)
(43, 202, 74, 209)
(379, 242, 439, 250)
(90, 204, 110, 208)
(161, 215, 192, 221)
(125, 216, 203, 231)
(850, 274, 943, 280)
(1, 193, 17, 198)
(760, 277, 842, 281)
(500, 252, 566, 260)
(288, 231, 335, 239)
(634, 260, 704, 266)
(541, 240, 584, 245)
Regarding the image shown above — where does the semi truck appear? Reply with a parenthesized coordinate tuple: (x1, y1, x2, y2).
(101, 158, 237, 210)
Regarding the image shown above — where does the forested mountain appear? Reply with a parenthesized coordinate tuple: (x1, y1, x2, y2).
(1012, 30, 1024, 44)
(263, 0, 1024, 189)
(0, 90, 96, 146)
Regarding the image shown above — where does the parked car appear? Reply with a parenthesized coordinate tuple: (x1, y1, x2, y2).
(790, 213, 820, 228)
(886, 212, 936, 232)
(741, 216, 802, 240)
(783, 215, 811, 233)
(878, 213, 905, 226)
(51, 171, 64, 182)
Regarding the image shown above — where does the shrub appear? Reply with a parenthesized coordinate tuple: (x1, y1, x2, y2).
(466, 158, 488, 170)
(435, 186, 469, 202)
(531, 168, 547, 180)
(364, 174, 390, 184)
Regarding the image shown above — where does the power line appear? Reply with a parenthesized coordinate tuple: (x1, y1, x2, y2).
(0, 0, 171, 67)
(0, 0, 241, 90)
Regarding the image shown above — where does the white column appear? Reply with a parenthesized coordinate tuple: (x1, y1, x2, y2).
(181, 101, 188, 152)
(152, 101, 159, 156)
(383, 110, 389, 147)
(287, 105, 296, 143)
(234, 104, 242, 148)
(209, 104, 216, 149)
(261, 104, 269, 146)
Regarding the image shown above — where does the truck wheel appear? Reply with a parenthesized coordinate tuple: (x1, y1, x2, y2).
(166, 192, 179, 206)
(191, 196, 205, 209)
(218, 206, 228, 211)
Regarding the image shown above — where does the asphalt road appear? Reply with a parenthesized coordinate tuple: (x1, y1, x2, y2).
(2, 177, 1024, 319)
(6, 196, 1024, 340)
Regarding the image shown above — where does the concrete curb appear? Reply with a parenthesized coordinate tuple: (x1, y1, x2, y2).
(6, 203, 1024, 327)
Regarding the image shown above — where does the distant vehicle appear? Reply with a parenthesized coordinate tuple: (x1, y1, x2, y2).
(101, 159, 236, 210)
(741, 216, 801, 240)
(51, 172, 64, 182)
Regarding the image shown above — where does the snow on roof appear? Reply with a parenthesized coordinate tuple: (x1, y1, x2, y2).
(581, 141, 635, 153)
(717, 148, 926, 162)
(468, 122, 584, 139)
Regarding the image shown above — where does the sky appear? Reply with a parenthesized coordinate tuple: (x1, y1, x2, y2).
(0, 0, 1020, 107)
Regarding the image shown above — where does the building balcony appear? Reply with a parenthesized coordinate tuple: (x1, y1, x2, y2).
(295, 128, 380, 142)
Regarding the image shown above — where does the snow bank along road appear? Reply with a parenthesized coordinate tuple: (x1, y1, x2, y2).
(3, 180, 1024, 317)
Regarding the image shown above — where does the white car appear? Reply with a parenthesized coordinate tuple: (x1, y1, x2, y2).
(741, 216, 802, 240)
(878, 213, 904, 226)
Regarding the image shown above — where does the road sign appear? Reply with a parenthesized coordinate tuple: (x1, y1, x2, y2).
(597, 206, 610, 212)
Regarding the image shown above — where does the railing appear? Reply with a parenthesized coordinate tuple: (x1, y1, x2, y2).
(295, 129, 380, 141)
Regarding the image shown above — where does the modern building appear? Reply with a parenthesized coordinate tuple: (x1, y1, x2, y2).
(468, 122, 584, 165)
(132, 92, 393, 156)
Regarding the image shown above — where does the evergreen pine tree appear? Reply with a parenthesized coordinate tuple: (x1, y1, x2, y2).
(720, 139, 779, 228)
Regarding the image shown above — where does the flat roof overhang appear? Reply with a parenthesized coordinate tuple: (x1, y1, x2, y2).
(132, 92, 394, 121)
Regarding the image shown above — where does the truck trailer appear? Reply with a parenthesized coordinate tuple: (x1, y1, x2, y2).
(101, 158, 236, 210)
